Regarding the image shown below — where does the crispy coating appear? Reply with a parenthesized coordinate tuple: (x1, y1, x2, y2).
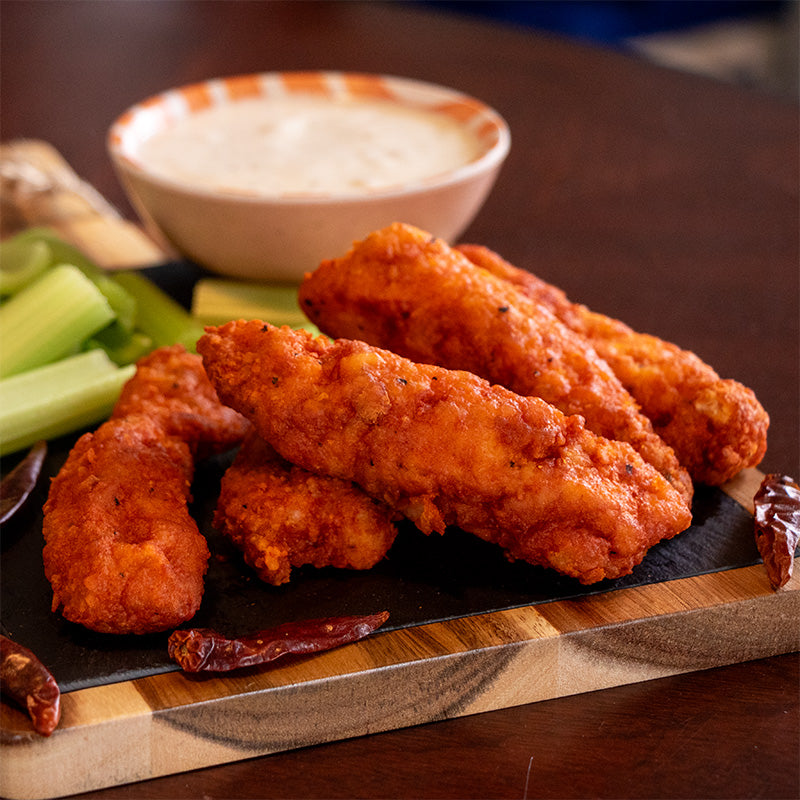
(198, 321, 692, 584)
(214, 430, 399, 585)
(112, 344, 250, 458)
(299, 223, 692, 505)
(42, 345, 248, 634)
(458, 243, 769, 486)
(42, 416, 208, 634)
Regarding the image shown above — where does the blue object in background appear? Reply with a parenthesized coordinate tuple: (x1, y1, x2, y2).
(421, 1, 787, 45)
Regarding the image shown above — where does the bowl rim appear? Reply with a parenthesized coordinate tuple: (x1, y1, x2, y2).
(107, 70, 511, 206)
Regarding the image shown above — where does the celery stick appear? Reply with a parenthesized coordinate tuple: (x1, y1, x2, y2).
(87, 274, 139, 357)
(12, 228, 138, 332)
(113, 271, 205, 351)
(0, 264, 115, 378)
(86, 330, 153, 366)
(11, 227, 102, 278)
(8, 228, 137, 331)
(0, 352, 135, 456)
(191, 278, 317, 333)
(0, 349, 115, 411)
(0, 236, 52, 297)
(93, 274, 137, 333)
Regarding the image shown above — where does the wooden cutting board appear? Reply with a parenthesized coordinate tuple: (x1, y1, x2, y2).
(1, 142, 797, 800)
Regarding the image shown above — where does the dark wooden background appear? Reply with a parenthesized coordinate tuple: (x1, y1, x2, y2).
(1, 2, 797, 798)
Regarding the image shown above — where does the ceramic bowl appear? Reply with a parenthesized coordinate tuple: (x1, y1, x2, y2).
(108, 71, 510, 282)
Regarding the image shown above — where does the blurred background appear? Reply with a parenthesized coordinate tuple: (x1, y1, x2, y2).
(422, 0, 799, 99)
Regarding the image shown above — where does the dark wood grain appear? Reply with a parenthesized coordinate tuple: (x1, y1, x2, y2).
(61, 653, 798, 800)
(1, 2, 798, 798)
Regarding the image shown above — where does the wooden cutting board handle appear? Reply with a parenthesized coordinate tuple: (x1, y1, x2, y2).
(0, 139, 168, 269)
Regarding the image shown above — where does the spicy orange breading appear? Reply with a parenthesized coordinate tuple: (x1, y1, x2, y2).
(457, 242, 769, 486)
(198, 321, 692, 584)
(112, 344, 250, 458)
(42, 345, 249, 634)
(299, 223, 692, 505)
(42, 416, 208, 634)
(214, 431, 399, 585)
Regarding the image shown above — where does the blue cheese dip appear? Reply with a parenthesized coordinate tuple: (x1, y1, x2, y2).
(135, 95, 483, 197)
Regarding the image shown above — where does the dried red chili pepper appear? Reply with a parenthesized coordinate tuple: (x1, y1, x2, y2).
(754, 473, 800, 590)
(0, 634, 61, 736)
(168, 611, 389, 673)
(0, 440, 47, 525)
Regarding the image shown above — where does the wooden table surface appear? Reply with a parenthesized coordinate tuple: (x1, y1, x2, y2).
(1, 2, 798, 798)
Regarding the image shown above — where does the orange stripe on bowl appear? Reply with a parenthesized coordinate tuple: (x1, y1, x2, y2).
(139, 95, 164, 111)
(181, 82, 214, 112)
(434, 99, 487, 124)
(225, 74, 263, 100)
(282, 72, 329, 96)
(476, 118, 501, 141)
(114, 109, 136, 128)
(343, 74, 394, 100)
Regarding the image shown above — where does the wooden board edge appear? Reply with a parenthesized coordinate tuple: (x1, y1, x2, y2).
(2, 559, 796, 800)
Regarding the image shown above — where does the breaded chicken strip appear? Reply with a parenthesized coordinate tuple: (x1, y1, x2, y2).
(299, 223, 692, 506)
(458, 243, 769, 486)
(198, 322, 692, 584)
(112, 344, 250, 458)
(215, 430, 399, 585)
(42, 346, 249, 634)
(42, 416, 208, 634)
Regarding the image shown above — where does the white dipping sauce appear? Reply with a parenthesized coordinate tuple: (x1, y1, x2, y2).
(136, 95, 483, 196)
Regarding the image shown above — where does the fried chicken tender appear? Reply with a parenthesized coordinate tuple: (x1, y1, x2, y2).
(42, 416, 208, 634)
(214, 430, 399, 585)
(198, 321, 692, 584)
(299, 223, 692, 506)
(42, 345, 249, 634)
(112, 344, 250, 457)
(458, 243, 769, 486)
